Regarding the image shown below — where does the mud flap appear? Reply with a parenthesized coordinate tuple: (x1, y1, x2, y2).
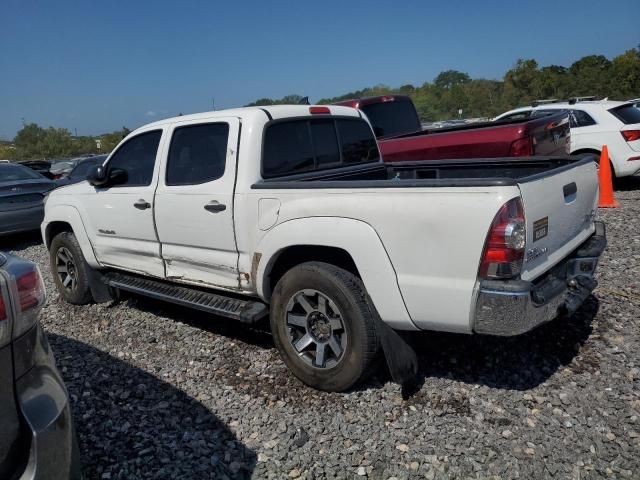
(373, 315, 419, 388)
(86, 264, 115, 303)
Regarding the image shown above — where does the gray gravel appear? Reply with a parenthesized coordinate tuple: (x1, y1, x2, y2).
(2, 179, 640, 479)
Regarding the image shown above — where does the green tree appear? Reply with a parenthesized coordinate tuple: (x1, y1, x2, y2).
(99, 127, 130, 153)
(609, 48, 640, 98)
(503, 59, 540, 105)
(434, 70, 471, 90)
(568, 55, 612, 96)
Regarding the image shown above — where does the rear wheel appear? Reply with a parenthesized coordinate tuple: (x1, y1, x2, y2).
(270, 262, 379, 392)
(50, 232, 93, 305)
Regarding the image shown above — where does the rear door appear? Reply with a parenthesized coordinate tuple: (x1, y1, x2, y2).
(517, 159, 599, 281)
(154, 118, 240, 289)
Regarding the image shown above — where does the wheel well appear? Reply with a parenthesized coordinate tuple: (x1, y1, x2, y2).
(571, 148, 617, 176)
(266, 246, 360, 297)
(572, 148, 601, 157)
(45, 221, 73, 248)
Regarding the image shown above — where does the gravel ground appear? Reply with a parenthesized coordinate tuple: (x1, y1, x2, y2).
(2, 179, 639, 479)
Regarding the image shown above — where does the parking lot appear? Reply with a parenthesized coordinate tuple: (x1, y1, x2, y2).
(1, 179, 638, 479)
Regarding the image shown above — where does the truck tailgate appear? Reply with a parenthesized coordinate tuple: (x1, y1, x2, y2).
(518, 158, 598, 281)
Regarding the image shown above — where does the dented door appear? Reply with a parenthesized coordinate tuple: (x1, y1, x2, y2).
(154, 117, 240, 289)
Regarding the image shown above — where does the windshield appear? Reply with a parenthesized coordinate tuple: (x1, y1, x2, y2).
(0, 164, 44, 182)
(360, 99, 422, 138)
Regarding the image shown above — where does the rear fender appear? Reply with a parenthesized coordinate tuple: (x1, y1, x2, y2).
(255, 217, 417, 330)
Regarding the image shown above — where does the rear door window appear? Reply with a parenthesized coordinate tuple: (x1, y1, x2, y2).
(262, 118, 378, 177)
(609, 104, 640, 124)
(166, 123, 229, 185)
(570, 110, 597, 127)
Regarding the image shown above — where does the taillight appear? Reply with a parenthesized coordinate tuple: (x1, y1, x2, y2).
(509, 137, 533, 157)
(17, 270, 44, 312)
(621, 130, 640, 142)
(479, 198, 526, 280)
(13, 267, 45, 339)
(0, 294, 7, 347)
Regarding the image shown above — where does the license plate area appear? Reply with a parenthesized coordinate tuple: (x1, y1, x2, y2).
(566, 257, 599, 279)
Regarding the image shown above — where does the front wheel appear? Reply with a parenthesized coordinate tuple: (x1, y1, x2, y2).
(49, 232, 93, 305)
(270, 262, 379, 392)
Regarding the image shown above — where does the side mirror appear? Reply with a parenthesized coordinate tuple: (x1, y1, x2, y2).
(87, 165, 108, 186)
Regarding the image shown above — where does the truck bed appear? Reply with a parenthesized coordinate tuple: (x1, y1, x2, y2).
(252, 155, 596, 189)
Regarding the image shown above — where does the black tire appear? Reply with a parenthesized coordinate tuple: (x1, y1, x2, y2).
(49, 231, 93, 305)
(270, 262, 379, 392)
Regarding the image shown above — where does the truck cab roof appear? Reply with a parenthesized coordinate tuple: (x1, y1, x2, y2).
(139, 105, 363, 133)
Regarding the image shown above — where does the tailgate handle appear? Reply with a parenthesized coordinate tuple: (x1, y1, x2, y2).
(563, 182, 577, 203)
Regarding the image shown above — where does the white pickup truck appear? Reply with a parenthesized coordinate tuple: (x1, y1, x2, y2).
(42, 105, 606, 392)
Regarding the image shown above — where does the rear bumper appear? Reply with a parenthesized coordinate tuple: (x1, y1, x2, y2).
(0, 206, 44, 236)
(473, 221, 606, 336)
(14, 324, 81, 480)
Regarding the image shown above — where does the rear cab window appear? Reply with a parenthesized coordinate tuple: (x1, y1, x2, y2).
(609, 104, 640, 124)
(360, 98, 421, 137)
(262, 117, 379, 178)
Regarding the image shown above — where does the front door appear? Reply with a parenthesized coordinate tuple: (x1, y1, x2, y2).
(154, 118, 240, 290)
(83, 129, 165, 277)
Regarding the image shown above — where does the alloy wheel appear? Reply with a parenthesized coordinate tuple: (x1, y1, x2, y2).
(55, 247, 78, 291)
(285, 289, 348, 369)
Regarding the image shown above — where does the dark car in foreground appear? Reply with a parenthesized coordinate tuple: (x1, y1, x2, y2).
(0, 252, 80, 479)
(0, 163, 57, 236)
(54, 155, 107, 187)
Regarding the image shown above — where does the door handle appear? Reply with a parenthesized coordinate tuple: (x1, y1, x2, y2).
(204, 201, 226, 213)
(134, 199, 151, 210)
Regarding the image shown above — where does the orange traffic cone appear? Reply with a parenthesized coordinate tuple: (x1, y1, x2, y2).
(598, 145, 618, 208)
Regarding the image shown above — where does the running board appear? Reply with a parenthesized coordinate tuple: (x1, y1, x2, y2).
(102, 272, 268, 323)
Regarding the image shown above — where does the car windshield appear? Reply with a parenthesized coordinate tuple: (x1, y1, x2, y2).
(0, 164, 44, 182)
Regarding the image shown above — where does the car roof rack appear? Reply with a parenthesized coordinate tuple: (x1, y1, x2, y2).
(567, 96, 598, 104)
(531, 99, 560, 107)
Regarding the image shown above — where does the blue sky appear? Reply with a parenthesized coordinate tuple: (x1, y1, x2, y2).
(1, 0, 638, 139)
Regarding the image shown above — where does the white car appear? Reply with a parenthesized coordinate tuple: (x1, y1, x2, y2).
(494, 99, 640, 177)
(42, 105, 605, 391)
